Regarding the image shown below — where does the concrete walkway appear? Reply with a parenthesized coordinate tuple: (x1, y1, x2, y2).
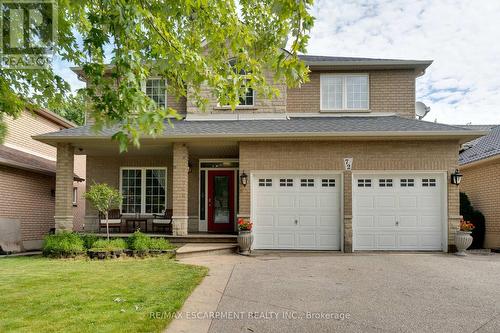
(167, 252, 500, 333)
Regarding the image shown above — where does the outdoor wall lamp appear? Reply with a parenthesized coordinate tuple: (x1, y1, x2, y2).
(240, 171, 248, 187)
(451, 169, 463, 185)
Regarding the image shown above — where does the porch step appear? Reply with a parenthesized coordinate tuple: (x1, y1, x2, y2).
(175, 243, 238, 259)
(165, 234, 237, 244)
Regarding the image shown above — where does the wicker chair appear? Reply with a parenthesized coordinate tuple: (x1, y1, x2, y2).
(152, 209, 173, 234)
(99, 209, 122, 233)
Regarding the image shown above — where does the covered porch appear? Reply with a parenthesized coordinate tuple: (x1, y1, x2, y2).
(51, 138, 244, 236)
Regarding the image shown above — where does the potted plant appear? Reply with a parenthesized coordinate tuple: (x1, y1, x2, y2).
(237, 218, 253, 255)
(455, 216, 475, 256)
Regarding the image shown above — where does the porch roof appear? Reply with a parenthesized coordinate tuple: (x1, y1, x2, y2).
(34, 116, 486, 145)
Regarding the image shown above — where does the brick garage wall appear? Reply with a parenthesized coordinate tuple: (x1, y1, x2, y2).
(287, 70, 416, 118)
(0, 165, 55, 248)
(460, 159, 500, 249)
(239, 140, 460, 250)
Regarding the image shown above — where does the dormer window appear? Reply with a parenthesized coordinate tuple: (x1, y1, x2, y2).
(320, 74, 369, 111)
(145, 79, 167, 108)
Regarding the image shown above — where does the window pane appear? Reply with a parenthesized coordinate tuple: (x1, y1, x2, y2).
(239, 88, 254, 106)
(200, 170, 206, 220)
(346, 75, 368, 109)
(321, 76, 343, 110)
(122, 169, 142, 213)
(145, 169, 166, 214)
(145, 79, 166, 108)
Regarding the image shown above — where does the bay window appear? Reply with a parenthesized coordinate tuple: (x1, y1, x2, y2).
(320, 74, 369, 111)
(120, 168, 167, 214)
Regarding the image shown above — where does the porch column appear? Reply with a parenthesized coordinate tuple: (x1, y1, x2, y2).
(172, 143, 189, 236)
(54, 143, 74, 232)
(343, 171, 353, 253)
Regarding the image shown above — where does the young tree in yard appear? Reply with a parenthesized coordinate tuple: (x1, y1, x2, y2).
(0, 0, 315, 150)
(84, 183, 122, 240)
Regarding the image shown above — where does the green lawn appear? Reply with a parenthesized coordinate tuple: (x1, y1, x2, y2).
(0, 256, 207, 333)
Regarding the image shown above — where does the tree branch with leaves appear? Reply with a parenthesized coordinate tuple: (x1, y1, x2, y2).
(84, 182, 122, 240)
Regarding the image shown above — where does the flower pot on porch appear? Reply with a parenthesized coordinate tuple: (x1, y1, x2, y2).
(238, 230, 253, 255)
(455, 231, 473, 256)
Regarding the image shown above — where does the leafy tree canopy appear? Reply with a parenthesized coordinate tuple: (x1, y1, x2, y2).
(0, 0, 314, 151)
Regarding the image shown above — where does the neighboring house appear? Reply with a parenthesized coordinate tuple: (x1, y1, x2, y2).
(0, 109, 86, 252)
(34, 55, 486, 252)
(459, 125, 500, 249)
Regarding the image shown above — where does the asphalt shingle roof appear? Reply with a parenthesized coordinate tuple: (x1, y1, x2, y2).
(459, 125, 500, 165)
(36, 116, 477, 139)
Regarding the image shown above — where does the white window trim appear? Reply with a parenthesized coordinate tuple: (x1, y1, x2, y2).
(119, 167, 168, 215)
(72, 187, 78, 206)
(142, 78, 168, 108)
(320, 73, 369, 112)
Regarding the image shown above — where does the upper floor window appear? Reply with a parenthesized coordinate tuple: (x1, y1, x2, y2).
(320, 74, 369, 111)
(229, 59, 254, 106)
(145, 79, 167, 108)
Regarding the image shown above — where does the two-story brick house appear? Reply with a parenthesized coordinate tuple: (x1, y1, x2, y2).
(0, 108, 85, 252)
(34, 55, 485, 252)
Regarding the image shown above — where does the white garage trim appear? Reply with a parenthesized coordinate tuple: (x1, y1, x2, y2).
(251, 170, 344, 251)
(352, 171, 448, 252)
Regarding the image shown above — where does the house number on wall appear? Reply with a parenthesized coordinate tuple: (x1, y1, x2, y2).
(343, 158, 353, 171)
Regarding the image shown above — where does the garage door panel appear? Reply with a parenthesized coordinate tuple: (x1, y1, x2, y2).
(256, 214, 274, 227)
(253, 173, 341, 250)
(256, 195, 275, 208)
(277, 215, 295, 227)
(298, 215, 316, 226)
(399, 216, 418, 228)
(353, 173, 444, 251)
(376, 215, 396, 228)
(399, 196, 418, 209)
(276, 233, 295, 248)
(375, 196, 396, 209)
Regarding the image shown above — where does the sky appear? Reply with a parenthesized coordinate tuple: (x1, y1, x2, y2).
(58, 0, 500, 125)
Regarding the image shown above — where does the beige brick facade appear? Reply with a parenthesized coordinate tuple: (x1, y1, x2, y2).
(460, 158, 500, 249)
(238, 140, 461, 252)
(287, 70, 416, 118)
(172, 143, 189, 236)
(0, 165, 55, 249)
(55, 143, 75, 231)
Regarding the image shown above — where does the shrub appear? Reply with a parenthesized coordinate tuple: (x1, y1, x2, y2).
(90, 238, 127, 252)
(42, 232, 85, 257)
(128, 231, 151, 251)
(149, 238, 174, 250)
(460, 192, 486, 249)
(80, 234, 99, 249)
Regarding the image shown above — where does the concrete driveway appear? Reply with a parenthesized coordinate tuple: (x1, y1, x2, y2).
(168, 253, 500, 333)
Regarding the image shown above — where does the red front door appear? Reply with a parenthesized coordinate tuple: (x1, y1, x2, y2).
(207, 170, 235, 233)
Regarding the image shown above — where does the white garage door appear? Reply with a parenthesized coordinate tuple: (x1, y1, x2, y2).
(252, 173, 341, 250)
(353, 173, 445, 251)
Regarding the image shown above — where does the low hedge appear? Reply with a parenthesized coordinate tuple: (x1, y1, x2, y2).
(42, 231, 174, 258)
(90, 239, 128, 252)
(42, 232, 85, 258)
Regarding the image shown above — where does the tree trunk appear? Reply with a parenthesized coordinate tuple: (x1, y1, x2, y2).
(105, 211, 110, 241)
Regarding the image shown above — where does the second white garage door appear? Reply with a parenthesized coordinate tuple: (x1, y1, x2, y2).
(252, 173, 341, 250)
(353, 173, 445, 251)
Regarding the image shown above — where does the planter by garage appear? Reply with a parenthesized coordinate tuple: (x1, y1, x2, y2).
(238, 231, 253, 255)
(455, 231, 473, 256)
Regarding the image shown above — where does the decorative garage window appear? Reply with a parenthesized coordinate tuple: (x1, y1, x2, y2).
(322, 179, 336, 187)
(379, 179, 393, 187)
(279, 178, 293, 187)
(357, 179, 372, 187)
(258, 178, 272, 187)
(300, 179, 314, 187)
(121, 168, 167, 214)
(400, 179, 415, 187)
(422, 178, 437, 187)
